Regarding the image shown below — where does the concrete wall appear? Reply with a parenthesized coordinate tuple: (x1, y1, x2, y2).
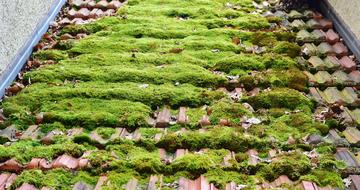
(327, 0, 360, 38)
(0, 0, 55, 73)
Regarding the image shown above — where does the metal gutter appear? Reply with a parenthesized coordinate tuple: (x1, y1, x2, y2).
(0, 0, 66, 97)
(319, 0, 360, 60)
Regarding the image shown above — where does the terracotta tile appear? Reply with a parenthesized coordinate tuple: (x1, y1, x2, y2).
(95, 0, 108, 9)
(339, 56, 356, 72)
(0, 159, 23, 172)
(0, 173, 10, 188)
(307, 56, 325, 70)
(199, 115, 211, 126)
(175, 149, 188, 159)
(309, 87, 323, 103)
(72, 182, 92, 190)
(247, 149, 259, 165)
(107, 0, 122, 9)
(125, 178, 138, 190)
(317, 42, 335, 56)
(288, 10, 303, 19)
(225, 182, 237, 190)
(76, 8, 90, 19)
(4, 173, 17, 189)
(94, 176, 107, 190)
(155, 108, 171, 128)
(300, 181, 318, 190)
(343, 127, 360, 145)
(314, 71, 332, 86)
(271, 175, 293, 187)
(104, 9, 115, 16)
(177, 107, 188, 125)
(20, 125, 39, 140)
(147, 175, 161, 190)
(290, 20, 307, 30)
(350, 175, 360, 190)
(52, 154, 79, 170)
(71, 18, 87, 25)
(87, 0, 96, 8)
(326, 29, 339, 44)
(323, 56, 341, 70)
(335, 148, 359, 167)
(349, 71, 360, 84)
(333, 42, 349, 57)
(318, 19, 333, 30)
(306, 19, 321, 29)
(17, 183, 37, 190)
(68, 9, 77, 18)
(26, 158, 41, 169)
(311, 29, 327, 42)
(332, 70, 354, 86)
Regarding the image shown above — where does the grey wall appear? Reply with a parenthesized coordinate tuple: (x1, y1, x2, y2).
(327, 0, 360, 38)
(0, 0, 55, 73)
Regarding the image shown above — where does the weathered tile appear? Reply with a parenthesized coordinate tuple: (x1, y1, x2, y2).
(335, 148, 359, 168)
(339, 56, 357, 72)
(317, 42, 335, 56)
(350, 175, 360, 190)
(333, 42, 349, 57)
(156, 107, 171, 128)
(326, 29, 339, 44)
(343, 127, 360, 145)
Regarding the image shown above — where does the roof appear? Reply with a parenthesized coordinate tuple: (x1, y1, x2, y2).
(0, 0, 359, 189)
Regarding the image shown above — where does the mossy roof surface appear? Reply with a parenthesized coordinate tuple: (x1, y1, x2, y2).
(0, 0, 347, 189)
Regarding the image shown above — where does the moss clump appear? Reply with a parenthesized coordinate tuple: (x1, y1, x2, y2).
(60, 17, 120, 35)
(300, 170, 344, 189)
(239, 69, 308, 91)
(157, 127, 269, 152)
(212, 54, 296, 74)
(12, 169, 97, 189)
(259, 151, 311, 181)
(209, 99, 251, 125)
(246, 88, 313, 111)
(273, 41, 301, 58)
(96, 127, 116, 139)
(33, 50, 68, 61)
(205, 169, 254, 189)
(25, 63, 226, 88)
(39, 122, 66, 134)
(250, 32, 277, 46)
(0, 140, 86, 164)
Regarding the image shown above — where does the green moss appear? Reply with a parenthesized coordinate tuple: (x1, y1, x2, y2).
(33, 50, 68, 61)
(205, 169, 253, 188)
(96, 127, 116, 139)
(300, 170, 344, 189)
(209, 99, 251, 125)
(157, 127, 269, 152)
(259, 151, 311, 181)
(239, 69, 308, 91)
(127, 148, 163, 173)
(171, 153, 213, 176)
(39, 122, 66, 134)
(0, 140, 87, 163)
(273, 41, 301, 58)
(212, 54, 296, 73)
(246, 88, 314, 111)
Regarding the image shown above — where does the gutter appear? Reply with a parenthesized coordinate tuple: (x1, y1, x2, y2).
(319, 0, 360, 60)
(0, 0, 66, 97)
